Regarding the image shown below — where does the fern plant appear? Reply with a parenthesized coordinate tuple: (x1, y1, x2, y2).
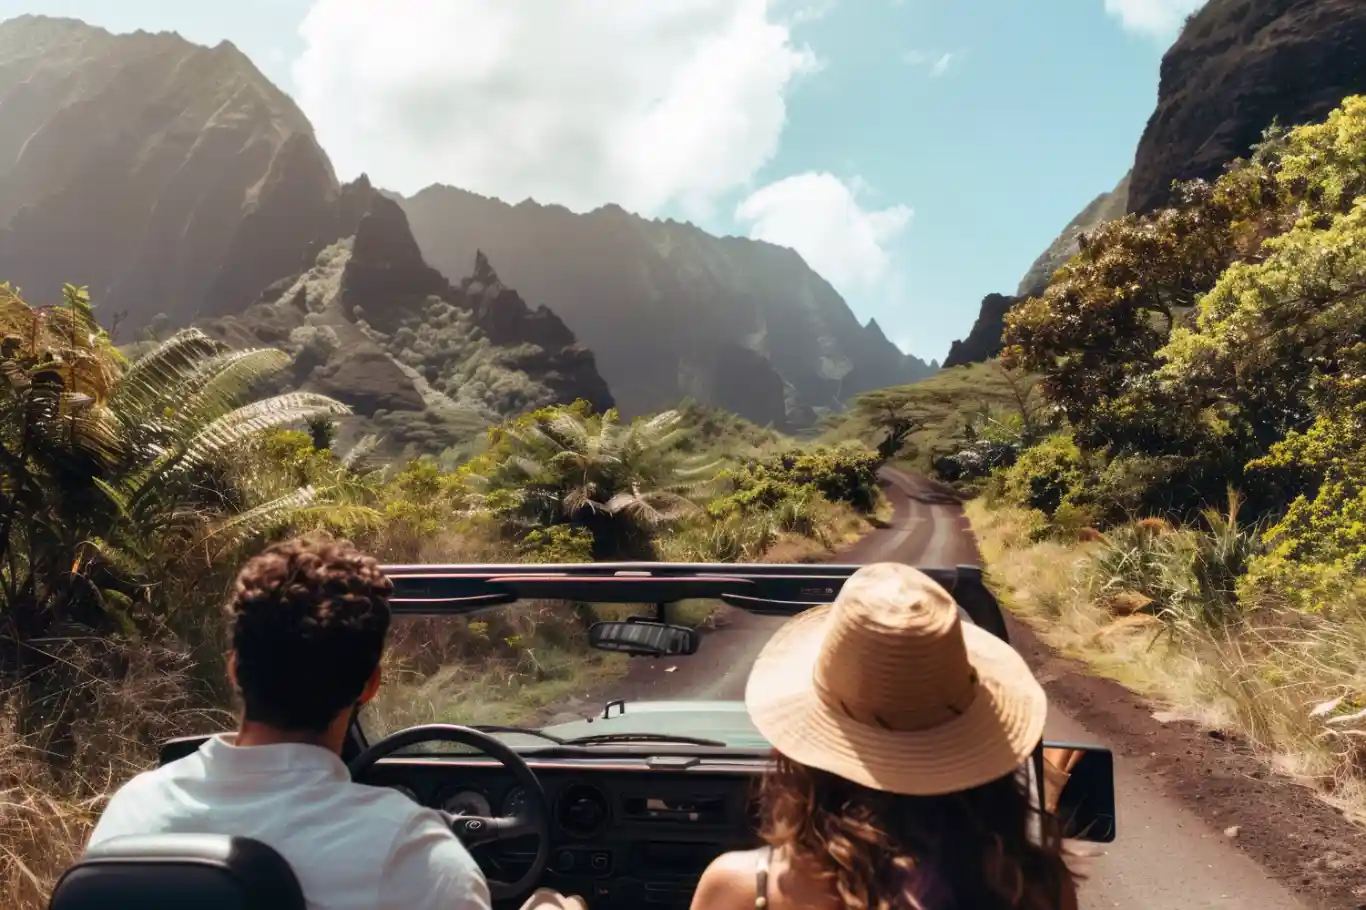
(0, 288, 350, 685)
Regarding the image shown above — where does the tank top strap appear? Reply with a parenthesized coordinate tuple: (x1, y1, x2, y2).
(755, 845, 773, 910)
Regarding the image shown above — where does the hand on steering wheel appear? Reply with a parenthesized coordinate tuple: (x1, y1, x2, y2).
(348, 724, 551, 903)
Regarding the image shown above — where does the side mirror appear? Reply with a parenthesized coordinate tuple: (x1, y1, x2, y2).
(1041, 743, 1116, 843)
(588, 619, 699, 657)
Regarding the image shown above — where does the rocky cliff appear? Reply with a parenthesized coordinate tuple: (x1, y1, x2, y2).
(942, 294, 1018, 368)
(396, 186, 935, 427)
(0, 15, 345, 328)
(1128, 0, 1366, 214)
(202, 182, 614, 457)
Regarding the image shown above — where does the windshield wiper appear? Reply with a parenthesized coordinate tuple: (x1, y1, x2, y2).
(563, 732, 728, 747)
(470, 724, 566, 744)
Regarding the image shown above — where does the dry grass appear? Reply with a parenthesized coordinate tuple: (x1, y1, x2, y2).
(1, 642, 231, 909)
(968, 500, 1366, 823)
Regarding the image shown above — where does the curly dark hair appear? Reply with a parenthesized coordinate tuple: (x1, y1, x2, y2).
(227, 536, 394, 733)
(758, 752, 1079, 910)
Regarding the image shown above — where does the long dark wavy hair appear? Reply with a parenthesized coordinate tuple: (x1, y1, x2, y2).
(757, 751, 1080, 910)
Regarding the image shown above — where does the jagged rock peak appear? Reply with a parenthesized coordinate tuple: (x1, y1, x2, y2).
(351, 192, 429, 271)
(0, 13, 332, 329)
(1017, 172, 1130, 299)
(943, 292, 1018, 369)
(472, 249, 499, 287)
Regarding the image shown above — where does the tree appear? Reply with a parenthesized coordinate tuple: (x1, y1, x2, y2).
(1001, 99, 1366, 454)
(461, 402, 713, 560)
(307, 414, 337, 451)
(852, 389, 929, 463)
(1159, 196, 1366, 450)
(1235, 343, 1366, 605)
(1002, 179, 1239, 441)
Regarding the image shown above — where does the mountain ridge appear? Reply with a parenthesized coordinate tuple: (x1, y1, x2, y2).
(0, 13, 925, 433)
(398, 183, 934, 427)
(0, 13, 340, 329)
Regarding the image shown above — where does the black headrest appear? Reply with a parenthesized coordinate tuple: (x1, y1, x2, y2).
(49, 834, 304, 910)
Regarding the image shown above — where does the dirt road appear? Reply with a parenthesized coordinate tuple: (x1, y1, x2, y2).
(616, 470, 1366, 909)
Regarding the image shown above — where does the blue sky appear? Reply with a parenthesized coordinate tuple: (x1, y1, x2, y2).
(0, 0, 1203, 363)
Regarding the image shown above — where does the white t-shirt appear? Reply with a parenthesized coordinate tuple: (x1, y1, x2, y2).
(88, 733, 492, 910)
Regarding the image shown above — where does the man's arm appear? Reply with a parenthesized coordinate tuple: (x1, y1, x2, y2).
(381, 811, 493, 910)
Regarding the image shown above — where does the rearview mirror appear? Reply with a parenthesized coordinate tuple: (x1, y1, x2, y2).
(1042, 743, 1116, 843)
(588, 619, 699, 657)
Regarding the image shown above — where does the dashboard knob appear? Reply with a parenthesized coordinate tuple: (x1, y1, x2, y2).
(555, 849, 576, 873)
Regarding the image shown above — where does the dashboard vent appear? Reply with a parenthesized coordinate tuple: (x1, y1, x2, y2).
(556, 784, 610, 838)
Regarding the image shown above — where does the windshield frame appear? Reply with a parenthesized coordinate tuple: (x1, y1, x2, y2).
(356, 562, 1009, 754)
(379, 562, 1008, 638)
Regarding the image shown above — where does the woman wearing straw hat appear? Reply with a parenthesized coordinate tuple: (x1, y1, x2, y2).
(690, 562, 1080, 910)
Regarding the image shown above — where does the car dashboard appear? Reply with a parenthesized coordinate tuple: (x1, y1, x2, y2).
(364, 753, 766, 907)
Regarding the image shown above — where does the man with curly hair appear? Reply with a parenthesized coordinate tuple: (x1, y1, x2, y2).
(88, 536, 492, 910)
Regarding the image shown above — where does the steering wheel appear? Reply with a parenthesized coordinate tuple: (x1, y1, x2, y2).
(349, 724, 551, 902)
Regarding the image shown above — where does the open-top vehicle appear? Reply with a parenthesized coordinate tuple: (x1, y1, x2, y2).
(50, 562, 1117, 910)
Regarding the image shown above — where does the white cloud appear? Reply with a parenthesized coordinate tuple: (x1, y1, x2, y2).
(734, 172, 912, 298)
(902, 49, 960, 78)
(779, 0, 836, 24)
(292, 0, 819, 216)
(1104, 0, 1206, 39)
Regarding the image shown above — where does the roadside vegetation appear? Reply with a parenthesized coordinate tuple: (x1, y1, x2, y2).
(0, 286, 886, 906)
(822, 360, 1044, 477)
(931, 95, 1366, 821)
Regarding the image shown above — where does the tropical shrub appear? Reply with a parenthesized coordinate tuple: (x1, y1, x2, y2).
(458, 402, 713, 560)
(998, 432, 1086, 517)
(709, 443, 881, 519)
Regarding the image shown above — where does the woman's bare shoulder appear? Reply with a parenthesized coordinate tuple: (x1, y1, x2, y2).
(691, 848, 766, 910)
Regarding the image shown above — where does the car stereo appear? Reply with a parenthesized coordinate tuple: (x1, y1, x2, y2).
(621, 794, 727, 825)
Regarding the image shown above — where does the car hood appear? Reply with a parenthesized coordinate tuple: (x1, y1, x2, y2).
(539, 700, 771, 749)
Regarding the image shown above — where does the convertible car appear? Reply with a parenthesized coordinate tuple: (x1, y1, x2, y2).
(49, 562, 1117, 910)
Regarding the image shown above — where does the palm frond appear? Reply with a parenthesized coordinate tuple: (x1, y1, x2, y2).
(604, 490, 699, 526)
(546, 412, 592, 449)
(508, 455, 550, 479)
(113, 328, 228, 414)
(181, 393, 351, 469)
(291, 502, 386, 533)
(174, 348, 294, 427)
(80, 535, 152, 582)
(205, 486, 319, 558)
(562, 485, 603, 517)
(0, 282, 35, 334)
(340, 434, 382, 471)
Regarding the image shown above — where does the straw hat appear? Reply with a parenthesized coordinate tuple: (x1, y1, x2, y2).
(745, 562, 1047, 796)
